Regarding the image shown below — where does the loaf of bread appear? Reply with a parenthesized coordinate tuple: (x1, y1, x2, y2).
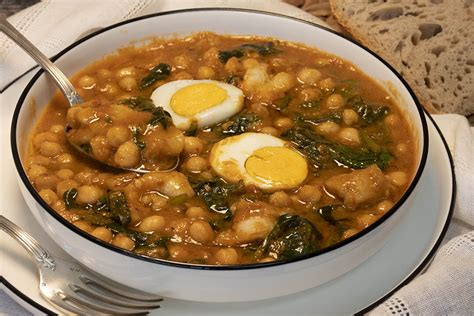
(329, 0, 473, 115)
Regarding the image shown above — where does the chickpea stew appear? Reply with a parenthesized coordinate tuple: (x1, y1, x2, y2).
(25, 32, 416, 265)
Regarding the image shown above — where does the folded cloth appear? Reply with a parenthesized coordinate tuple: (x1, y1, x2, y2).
(369, 115, 474, 316)
(0, 0, 326, 91)
(0, 1, 472, 315)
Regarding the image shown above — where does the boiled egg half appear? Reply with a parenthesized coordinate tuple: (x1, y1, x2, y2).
(150, 80, 244, 130)
(210, 132, 308, 191)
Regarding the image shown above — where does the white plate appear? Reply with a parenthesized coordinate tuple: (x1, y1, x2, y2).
(0, 69, 454, 314)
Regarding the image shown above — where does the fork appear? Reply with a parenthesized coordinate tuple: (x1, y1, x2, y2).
(0, 215, 162, 315)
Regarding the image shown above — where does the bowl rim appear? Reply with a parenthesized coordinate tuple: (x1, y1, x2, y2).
(10, 7, 429, 271)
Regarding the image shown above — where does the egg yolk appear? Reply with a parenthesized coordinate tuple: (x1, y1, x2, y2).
(170, 83, 228, 116)
(245, 146, 308, 188)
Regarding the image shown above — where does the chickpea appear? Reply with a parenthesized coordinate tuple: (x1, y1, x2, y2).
(49, 124, 64, 134)
(384, 114, 400, 127)
(114, 141, 140, 168)
(315, 58, 331, 67)
(99, 83, 120, 97)
(74, 170, 95, 185)
(118, 76, 137, 91)
(357, 214, 377, 228)
(111, 234, 135, 251)
(28, 164, 47, 180)
(196, 66, 216, 79)
(259, 257, 275, 263)
(215, 248, 239, 265)
(97, 68, 112, 79)
(183, 137, 204, 155)
(339, 127, 361, 146)
(242, 58, 259, 69)
(138, 215, 166, 232)
(173, 54, 192, 68)
(185, 156, 208, 173)
(56, 153, 74, 167)
(90, 136, 113, 162)
(326, 93, 345, 109)
(39, 189, 58, 205)
(76, 107, 97, 125)
(35, 175, 59, 191)
(297, 185, 322, 203)
(185, 206, 208, 219)
(78, 75, 96, 89)
(342, 228, 358, 239)
(300, 88, 322, 101)
(270, 72, 296, 92)
(106, 126, 130, 147)
(73, 220, 94, 233)
(56, 168, 74, 180)
(315, 121, 340, 135)
(377, 200, 394, 213)
(318, 77, 335, 90)
(269, 191, 292, 207)
(342, 109, 359, 125)
(56, 179, 78, 197)
(297, 67, 321, 85)
(388, 171, 408, 187)
(52, 200, 65, 213)
(33, 132, 57, 148)
(189, 220, 214, 243)
(260, 126, 279, 136)
(273, 117, 294, 131)
(91, 227, 113, 242)
(75, 185, 103, 204)
(225, 57, 241, 73)
(395, 143, 409, 156)
(141, 194, 168, 211)
(115, 66, 137, 78)
(168, 244, 190, 262)
(174, 71, 193, 80)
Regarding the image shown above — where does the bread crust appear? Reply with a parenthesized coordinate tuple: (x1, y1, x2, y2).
(329, 0, 473, 115)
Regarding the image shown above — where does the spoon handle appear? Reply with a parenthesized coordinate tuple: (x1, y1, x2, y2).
(0, 18, 83, 106)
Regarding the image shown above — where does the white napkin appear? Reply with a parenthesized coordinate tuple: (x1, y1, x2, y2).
(0, 1, 472, 315)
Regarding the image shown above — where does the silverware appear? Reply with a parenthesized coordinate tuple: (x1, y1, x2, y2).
(0, 18, 178, 174)
(0, 215, 162, 315)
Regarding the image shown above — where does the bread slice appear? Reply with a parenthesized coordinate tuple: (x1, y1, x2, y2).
(330, 0, 473, 115)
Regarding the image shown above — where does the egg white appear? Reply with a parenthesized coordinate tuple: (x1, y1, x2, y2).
(210, 132, 307, 191)
(150, 80, 244, 130)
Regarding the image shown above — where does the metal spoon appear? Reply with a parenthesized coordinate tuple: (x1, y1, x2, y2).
(1, 18, 177, 174)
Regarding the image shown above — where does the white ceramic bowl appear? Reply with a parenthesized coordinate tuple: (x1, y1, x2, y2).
(11, 9, 428, 302)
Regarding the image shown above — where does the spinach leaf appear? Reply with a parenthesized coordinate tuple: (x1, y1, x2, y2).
(139, 63, 171, 90)
(108, 191, 131, 226)
(79, 143, 92, 154)
(168, 194, 188, 205)
(345, 95, 389, 126)
(119, 96, 155, 112)
(221, 113, 260, 136)
(224, 75, 242, 85)
(218, 49, 244, 63)
(239, 42, 281, 56)
(131, 126, 146, 150)
(120, 97, 172, 129)
(148, 106, 172, 129)
(274, 95, 292, 111)
(192, 179, 243, 216)
(256, 214, 322, 260)
(283, 126, 332, 168)
(328, 145, 393, 170)
(359, 130, 380, 153)
(315, 205, 343, 224)
(218, 42, 281, 63)
(184, 121, 198, 137)
(64, 188, 78, 209)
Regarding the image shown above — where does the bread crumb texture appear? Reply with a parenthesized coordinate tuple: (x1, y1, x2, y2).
(330, 0, 474, 115)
